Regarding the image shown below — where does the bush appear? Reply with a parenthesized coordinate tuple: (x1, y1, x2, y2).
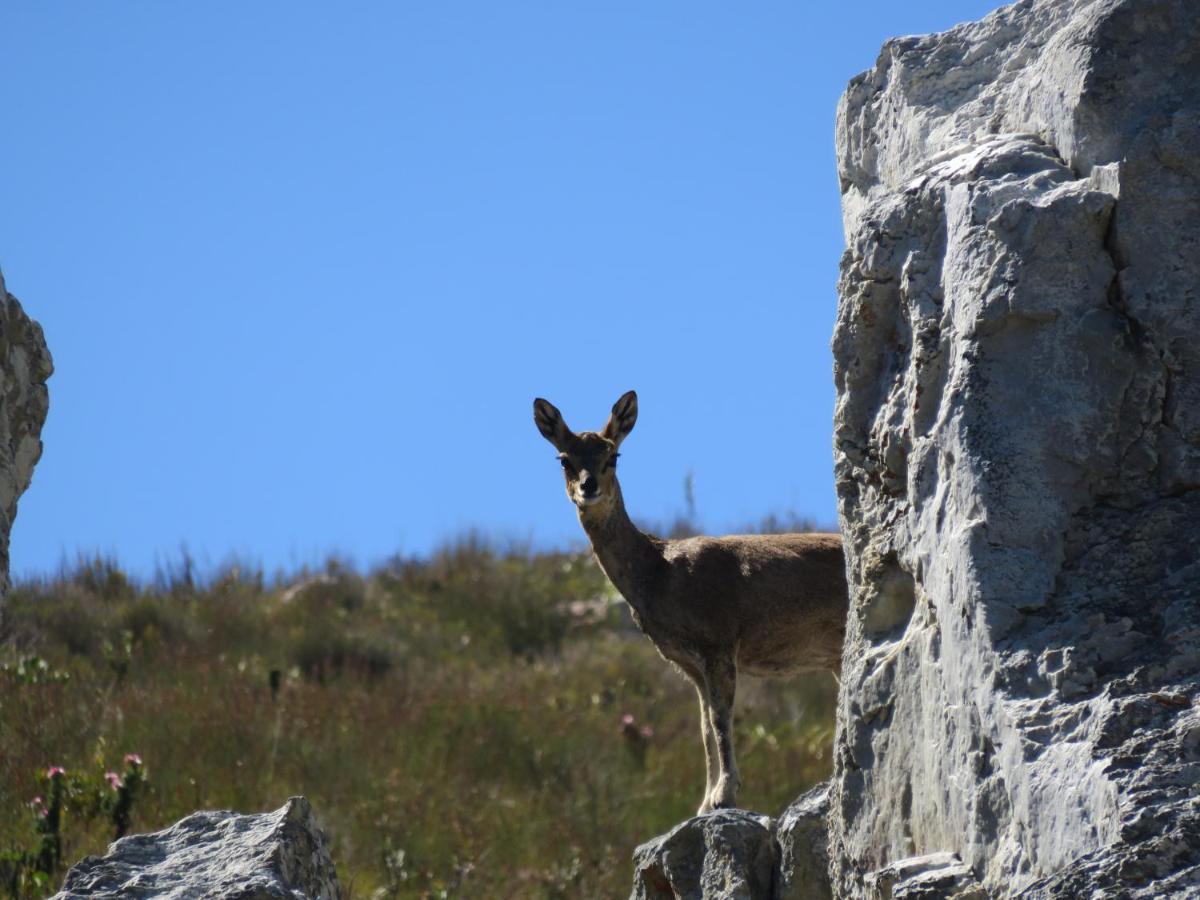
(3, 584, 110, 659)
(288, 628, 394, 683)
(379, 538, 594, 661)
(119, 596, 190, 651)
(69, 557, 136, 605)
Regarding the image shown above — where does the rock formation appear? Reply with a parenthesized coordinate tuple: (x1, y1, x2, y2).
(632, 809, 777, 900)
(832, 0, 1200, 896)
(631, 785, 833, 900)
(52, 796, 342, 899)
(629, 0, 1199, 896)
(0, 271, 52, 605)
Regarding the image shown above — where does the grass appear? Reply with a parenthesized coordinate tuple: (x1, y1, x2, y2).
(0, 539, 836, 899)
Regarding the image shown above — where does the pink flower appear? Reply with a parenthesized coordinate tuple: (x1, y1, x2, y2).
(640, 724, 655, 739)
(46, 766, 65, 779)
(30, 796, 47, 818)
(621, 713, 635, 726)
(105, 772, 123, 791)
(124, 753, 142, 767)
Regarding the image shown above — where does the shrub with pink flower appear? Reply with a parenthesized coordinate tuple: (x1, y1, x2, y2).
(28, 765, 67, 877)
(3, 752, 150, 891)
(619, 713, 654, 767)
(106, 752, 146, 839)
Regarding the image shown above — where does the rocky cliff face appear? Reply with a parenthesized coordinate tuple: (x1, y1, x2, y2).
(0, 271, 52, 604)
(832, 0, 1200, 896)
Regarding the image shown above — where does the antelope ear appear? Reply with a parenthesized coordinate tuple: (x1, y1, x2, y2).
(533, 397, 572, 451)
(602, 390, 638, 447)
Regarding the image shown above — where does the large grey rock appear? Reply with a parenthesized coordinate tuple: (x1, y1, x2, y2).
(0, 271, 51, 604)
(631, 809, 777, 900)
(630, 787, 835, 900)
(832, 0, 1200, 896)
(52, 796, 342, 899)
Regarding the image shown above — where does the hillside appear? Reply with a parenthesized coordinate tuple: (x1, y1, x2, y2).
(0, 542, 835, 898)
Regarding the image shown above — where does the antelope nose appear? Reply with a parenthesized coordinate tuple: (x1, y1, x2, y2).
(580, 472, 599, 495)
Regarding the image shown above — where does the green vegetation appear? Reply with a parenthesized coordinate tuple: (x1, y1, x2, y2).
(0, 539, 835, 898)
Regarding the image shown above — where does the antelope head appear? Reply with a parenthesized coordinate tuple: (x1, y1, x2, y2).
(533, 391, 638, 516)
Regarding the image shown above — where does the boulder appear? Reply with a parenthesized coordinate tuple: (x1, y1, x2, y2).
(632, 809, 777, 900)
(0, 271, 52, 604)
(52, 796, 342, 899)
(630, 785, 835, 900)
(831, 0, 1200, 896)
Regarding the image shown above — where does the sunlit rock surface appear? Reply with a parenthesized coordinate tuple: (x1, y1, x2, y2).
(831, 0, 1200, 895)
(52, 797, 342, 899)
(0, 271, 51, 605)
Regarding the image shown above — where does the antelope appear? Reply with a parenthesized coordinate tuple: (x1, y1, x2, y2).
(533, 390, 848, 814)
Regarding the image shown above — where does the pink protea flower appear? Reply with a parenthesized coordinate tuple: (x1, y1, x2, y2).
(640, 724, 655, 739)
(124, 753, 142, 767)
(621, 713, 635, 726)
(46, 766, 66, 779)
(105, 771, 123, 791)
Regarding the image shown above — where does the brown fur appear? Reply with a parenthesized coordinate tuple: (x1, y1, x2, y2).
(533, 391, 848, 814)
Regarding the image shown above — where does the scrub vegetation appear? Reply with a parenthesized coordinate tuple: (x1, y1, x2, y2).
(0, 530, 835, 898)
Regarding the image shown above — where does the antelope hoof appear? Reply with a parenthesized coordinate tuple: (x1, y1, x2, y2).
(710, 776, 739, 810)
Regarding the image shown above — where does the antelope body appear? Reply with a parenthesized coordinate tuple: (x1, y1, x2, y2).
(533, 390, 848, 814)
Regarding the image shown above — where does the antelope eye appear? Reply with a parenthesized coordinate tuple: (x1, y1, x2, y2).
(558, 457, 572, 469)
(606, 453, 620, 470)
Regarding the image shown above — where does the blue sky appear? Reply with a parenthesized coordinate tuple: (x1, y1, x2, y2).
(2, 1, 1001, 580)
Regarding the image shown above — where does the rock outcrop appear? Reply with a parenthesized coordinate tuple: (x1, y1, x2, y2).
(633, 809, 777, 900)
(631, 785, 834, 900)
(832, 0, 1200, 896)
(52, 796, 342, 899)
(0, 271, 52, 605)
